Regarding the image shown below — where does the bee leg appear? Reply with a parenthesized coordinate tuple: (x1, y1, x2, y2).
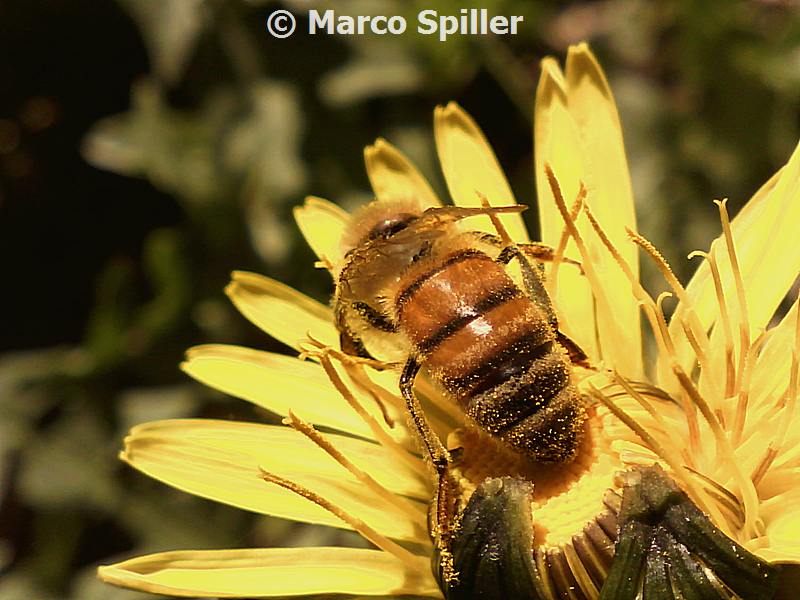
(496, 243, 594, 369)
(555, 330, 592, 369)
(335, 297, 396, 360)
(400, 358, 451, 473)
(472, 232, 583, 272)
(400, 358, 458, 582)
(334, 293, 367, 358)
(339, 329, 372, 359)
(496, 244, 559, 329)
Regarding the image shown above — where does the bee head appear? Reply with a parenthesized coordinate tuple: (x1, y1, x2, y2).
(342, 197, 423, 252)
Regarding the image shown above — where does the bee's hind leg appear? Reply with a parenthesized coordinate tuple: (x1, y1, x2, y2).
(399, 358, 451, 476)
(475, 194, 559, 328)
(496, 243, 559, 329)
(479, 201, 592, 369)
(474, 231, 583, 272)
(399, 358, 459, 583)
(496, 245, 592, 368)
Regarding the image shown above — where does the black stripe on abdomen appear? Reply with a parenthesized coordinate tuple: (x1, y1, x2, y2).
(464, 351, 570, 434)
(416, 285, 521, 354)
(395, 249, 486, 316)
(445, 330, 553, 396)
(352, 301, 396, 332)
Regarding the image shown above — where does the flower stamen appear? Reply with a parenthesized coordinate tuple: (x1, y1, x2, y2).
(581, 200, 664, 343)
(318, 353, 425, 475)
(684, 466, 745, 531)
(651, 296, 702, 457)
(342, 366, 398, 428)
(610, 373, 672, 451)
(628, 229, 714, 361)
(258, 468, 421, 566)
(689, 249, 737, 399)
(545, 164, 622, 365)
(732, 330, 768, 445)
(283, 410, 428, 527)
(586, 383, 726, 529)
(672, 367, 763, 539)
(715, 199, 751, 396)
(303, 334, 460, 437)
(583, 202, 704, 449)
(300, 333, 397, 372)
(548, 184, 586, 303)
(604, 373, 726, 529)
(678, 316, 726, 426)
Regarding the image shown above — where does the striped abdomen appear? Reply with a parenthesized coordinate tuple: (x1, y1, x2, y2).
(395, 248, 585, 462)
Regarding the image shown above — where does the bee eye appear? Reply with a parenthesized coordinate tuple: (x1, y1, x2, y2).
(366, 214, 416, 241)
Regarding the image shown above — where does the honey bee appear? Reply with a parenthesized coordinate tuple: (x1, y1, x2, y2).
(334, 196, 588, 465)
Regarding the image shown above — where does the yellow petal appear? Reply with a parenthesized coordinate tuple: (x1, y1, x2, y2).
(564, 44, 638, 272)
(753, 494, 800, 564)
(181, 344, 411, 447)
(122, 419, 428, 542)
(434, 101, 528, 242)
(364, 138, 440, 208)
(564, 44, 641, 375)
(293, 196, 349, 267)
(534, 57, 597, 361)
(667, 141, 800, 380)
(225, 271, 338, 352)
(127, 419, 426, 499)
(535, 45, 642, 376)
(98, 547, 440, 597)
(749, 301, 798, 413)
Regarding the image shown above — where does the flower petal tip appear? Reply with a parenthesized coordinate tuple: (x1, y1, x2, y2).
(566, 43, 613, 100)
(539, 56, 564, 77)
(365, 136, 389, 153)
(435, 101, 471, 127)
(364, 136, 440, 208)
(536, 60, 567, 104)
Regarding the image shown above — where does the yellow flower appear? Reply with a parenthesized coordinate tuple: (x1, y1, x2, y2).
(98, 43, 800, 598)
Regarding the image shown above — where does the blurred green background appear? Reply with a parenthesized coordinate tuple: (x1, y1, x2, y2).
(1, 1, 800, 598)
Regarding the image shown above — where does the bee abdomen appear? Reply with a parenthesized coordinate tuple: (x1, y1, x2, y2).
(395, 249, 554, 385)
(463, 351, 569, 433)
(393, 246, 585, 462)
(461, 341, 585, 462)
(500, 385, 585, 462)
(416, 285, 521, 354)
(396, 249, 516, 348)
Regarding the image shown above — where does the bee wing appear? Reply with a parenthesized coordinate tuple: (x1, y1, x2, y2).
(416, 204, 527, 227)
(342, 204, 525, 283)
(340, 205, 526, 295)
(341, 226, 444, 286)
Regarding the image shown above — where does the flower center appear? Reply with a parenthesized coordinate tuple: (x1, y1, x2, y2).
(449, 405, 624, 549)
